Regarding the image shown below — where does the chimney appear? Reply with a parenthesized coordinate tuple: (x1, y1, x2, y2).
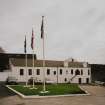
(83, 62, 88, 67)
(64, 60, 69, 67)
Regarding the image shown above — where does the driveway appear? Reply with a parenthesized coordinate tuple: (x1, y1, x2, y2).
(0, 84, 105, 105)
(0, 83, 16, 99)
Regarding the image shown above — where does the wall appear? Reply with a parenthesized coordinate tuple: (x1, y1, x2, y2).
(0, 70, 11, 81)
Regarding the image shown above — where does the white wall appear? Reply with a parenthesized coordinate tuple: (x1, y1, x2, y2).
(0, 70, 11, 81)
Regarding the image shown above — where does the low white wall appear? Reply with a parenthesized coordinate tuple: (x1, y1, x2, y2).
(0, 71, 11, 81)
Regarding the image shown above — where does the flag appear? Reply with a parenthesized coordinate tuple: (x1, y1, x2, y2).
(31, 28, 34, 50)
(41, 16, 44, 38)
(24, 36, 27, 53)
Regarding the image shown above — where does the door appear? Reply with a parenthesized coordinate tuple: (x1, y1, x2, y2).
(78, 78, 81, 84)
(86, 78, 89, 84)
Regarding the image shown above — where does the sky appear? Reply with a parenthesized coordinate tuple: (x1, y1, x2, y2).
(0, 0, 105, 64)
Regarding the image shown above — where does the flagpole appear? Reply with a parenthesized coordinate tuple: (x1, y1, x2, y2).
(24, 35, 28, 87)
(25, 53, 28, 86)
(42, 29, 46, 92)
(30, 28, 37, 89)
(32, 49, 35, 88)
(40, 16, 49, 93)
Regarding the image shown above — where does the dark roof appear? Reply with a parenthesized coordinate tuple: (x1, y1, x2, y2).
(0, 53, 37, 59)
(11, 58, 64, 67)
(0, 53, 37, 71)
(68, 62, 84, 68)
(0, 47, 5, 53)
(11, 58, 86, 68)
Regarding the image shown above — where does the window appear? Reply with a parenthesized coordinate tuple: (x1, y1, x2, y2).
(88, 70, 90, 75)
(81, 69, 83, 75)
(60, 69, 62, 75)
(75, 69, 80, 75)
(28, 69, 32, 75)
(53, 71, 56, 75)
(71, 69, 73, 74)
(36, 69, 40, 75)
(20, 69, 24, 75)
(47, 69, 50, 75)
(66, 70, 68, 74)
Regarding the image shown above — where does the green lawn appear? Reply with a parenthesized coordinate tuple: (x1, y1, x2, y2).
(10, 84, 85, 96)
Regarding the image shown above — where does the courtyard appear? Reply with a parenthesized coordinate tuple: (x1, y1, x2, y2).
(0, 84, 105, 105)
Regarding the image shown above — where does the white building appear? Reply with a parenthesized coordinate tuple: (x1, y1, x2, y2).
(8, 58, 91, 84)
(0, 53, 91, 84)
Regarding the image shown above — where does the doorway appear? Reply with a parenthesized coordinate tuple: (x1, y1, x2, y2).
(86, 78, 89, 84)
(78, 78, 81, 84)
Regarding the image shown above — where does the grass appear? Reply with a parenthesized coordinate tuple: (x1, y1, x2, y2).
(9, 84, 85, 96)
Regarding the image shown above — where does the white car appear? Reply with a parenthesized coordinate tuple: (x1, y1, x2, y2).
(46, 80, 55, 84)
(6, 76, 18, 85)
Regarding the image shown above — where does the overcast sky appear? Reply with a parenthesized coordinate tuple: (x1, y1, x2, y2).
(0, 0, 105, 64)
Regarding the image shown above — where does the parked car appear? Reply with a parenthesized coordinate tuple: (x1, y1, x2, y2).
(28, 77, 55, 85)
(102, 82, 105, 86)
(6, 76, 18, 85)
(95, 81, 105, 85)
(28, 77, 42, 85)
(46, 80, 56, 84)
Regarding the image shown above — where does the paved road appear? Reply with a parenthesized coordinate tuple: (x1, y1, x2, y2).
(0, 83, 16, 99)
(0, 84, 105, 105)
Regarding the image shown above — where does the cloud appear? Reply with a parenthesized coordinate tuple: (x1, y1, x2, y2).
(0, 0, 105, 64)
